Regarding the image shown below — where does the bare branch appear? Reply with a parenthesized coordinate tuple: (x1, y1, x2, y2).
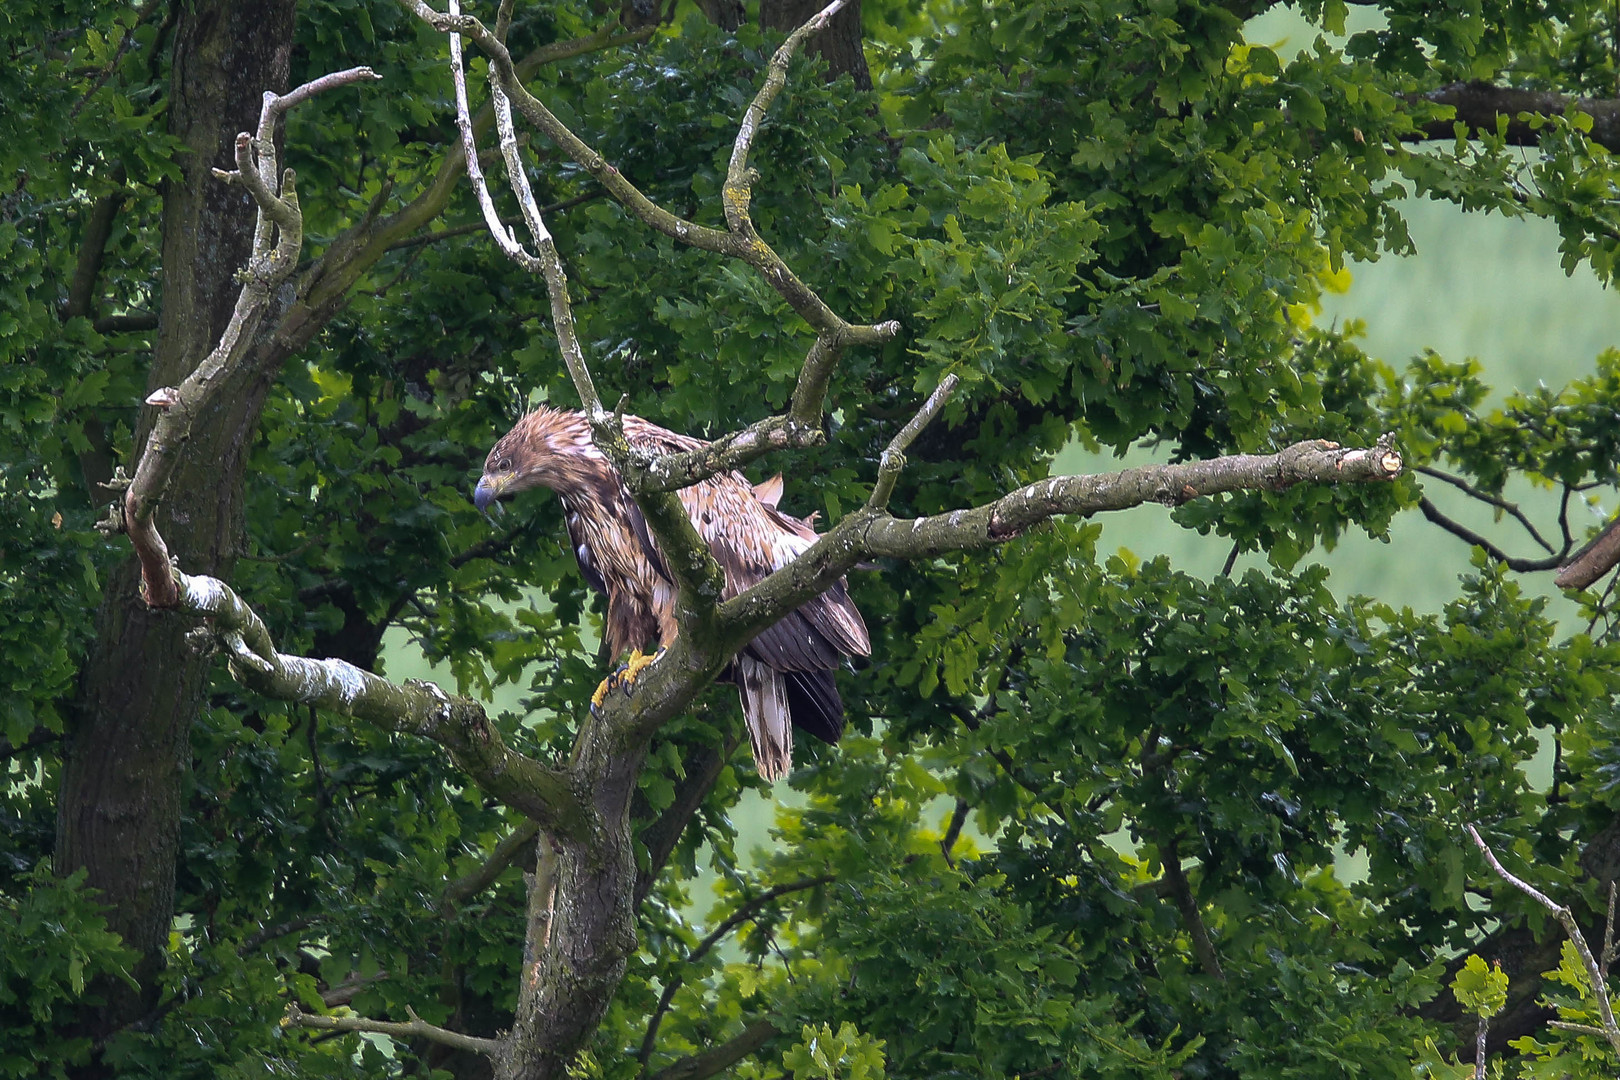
(1420, 497, 1566, 574)
(170, 572, 588, 838)
(868, 373, 959, 511)
(723, 0, 847, 233)
(863, 436, 1406, 558)
(446, 0, 543, 274)
(120, 68, 375, 607)
(1467, 823, 1620, 1052)
(402, 0, 896, 351)
(1418, 466, 1555, 554)
(287, 1003, 502, 1057)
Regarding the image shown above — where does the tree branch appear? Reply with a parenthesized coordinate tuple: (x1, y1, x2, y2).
(647, 1018, 781, 1080)
(868, 373, 959, 511)
(1556, 515, 1620, 590)
(637, 877, 832, 1069)
(1413, 82, 1620, 155)
(441, 817, 541, 911)
(1159, 834, 1225, 981)
(1467, 823, 1620, 1053)
(1418, 466, 1555, 554)
(169, 571, 588, 838)
(287, 1003, 502, 1057)
(1419, 496, 1566, 573)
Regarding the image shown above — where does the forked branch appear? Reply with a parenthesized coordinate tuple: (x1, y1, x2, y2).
(1467, 823, 1620, 1053)
(288, 1003, 502, 1057)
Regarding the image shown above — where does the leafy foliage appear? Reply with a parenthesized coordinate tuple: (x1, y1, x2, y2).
(11, 0, 1620, 1077)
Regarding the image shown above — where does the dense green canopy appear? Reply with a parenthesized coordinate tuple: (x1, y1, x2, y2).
(8, 0, 1620, 1077)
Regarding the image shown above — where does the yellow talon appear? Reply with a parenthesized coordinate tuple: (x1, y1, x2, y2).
(589, 649, 660, 715)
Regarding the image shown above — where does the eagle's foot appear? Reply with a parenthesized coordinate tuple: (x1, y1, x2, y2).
(589, 649, 661, 716)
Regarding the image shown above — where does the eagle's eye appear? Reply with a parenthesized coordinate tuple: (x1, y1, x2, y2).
(497, 455, 513, 472)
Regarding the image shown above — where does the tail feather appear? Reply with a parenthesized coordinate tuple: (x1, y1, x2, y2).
(736, 656, 792, 782)
(785, 668, 844, 745)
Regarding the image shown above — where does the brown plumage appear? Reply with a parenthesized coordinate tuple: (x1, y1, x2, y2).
(473, 407, 870, 781)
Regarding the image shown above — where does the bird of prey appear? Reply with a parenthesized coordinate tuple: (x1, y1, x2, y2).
(473, 407, 870, 781)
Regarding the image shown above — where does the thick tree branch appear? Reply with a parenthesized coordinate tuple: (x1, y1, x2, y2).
(288, 1003, 502, 1057)
(647, 1019, 781, 1080)
(1414, 82, 1620, 154)
(170, 571, 588, 838)
(1557, 515, 1620, 590)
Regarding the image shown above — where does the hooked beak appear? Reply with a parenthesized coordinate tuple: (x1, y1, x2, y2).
(473, 474, 508, 517)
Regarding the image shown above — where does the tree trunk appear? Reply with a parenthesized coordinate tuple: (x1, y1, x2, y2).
(760, 0, 870, 89)
(56, 0, 297, 1052)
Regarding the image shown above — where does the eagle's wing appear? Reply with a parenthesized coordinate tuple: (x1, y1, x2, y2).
(622, 417, 869, 779)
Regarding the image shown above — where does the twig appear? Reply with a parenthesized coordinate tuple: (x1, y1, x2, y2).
(1466, 823, 1620, 1052)
(287, 1003, 502, 1057)
(868, 373, 959, 510)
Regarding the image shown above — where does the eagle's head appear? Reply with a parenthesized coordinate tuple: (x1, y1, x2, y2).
(473, 407, 597, 513)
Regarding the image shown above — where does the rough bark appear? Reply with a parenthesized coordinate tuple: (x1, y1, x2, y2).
(1414, 81, 1620, 154)
(56, 0, 297, 1051)
(760, 0, 869, 89)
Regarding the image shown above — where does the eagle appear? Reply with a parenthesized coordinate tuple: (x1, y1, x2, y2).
(473, 407, 870, 781)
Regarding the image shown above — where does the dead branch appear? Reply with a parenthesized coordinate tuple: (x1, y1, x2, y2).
(1467, 823, 1620, 1053)
(287, 1003, 502, 1057)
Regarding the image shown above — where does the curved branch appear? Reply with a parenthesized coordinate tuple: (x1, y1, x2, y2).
(647, 1019, 781, 1080)
(1467, 824, 1620, 1051)
(171, 572, 589, 839)
(1417, 466, 1555, 554)
(287, 1003, 502, 1057)
(441, 817, 541, 911)
(1418, 497, 1565, 573)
